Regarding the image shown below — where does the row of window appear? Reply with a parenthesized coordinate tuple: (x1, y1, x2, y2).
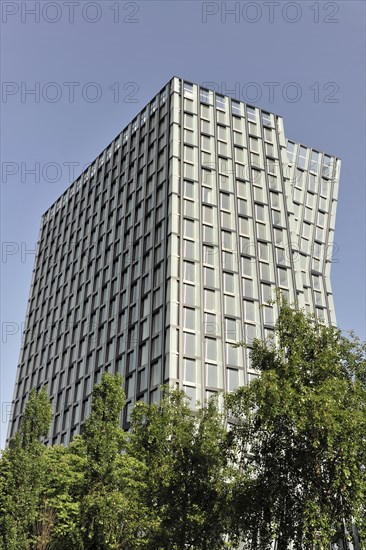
(183, 81, 274, 129)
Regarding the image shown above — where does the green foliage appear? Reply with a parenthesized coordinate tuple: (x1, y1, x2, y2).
(0, 387, 52, 549)
(79, 372, 154, 549)
(0, 375, 157, 550)
(1, 314, 364, 550)
(226, 299, 366, 549)
(40, 437, 86, 549)
(129, 387, 236, 549)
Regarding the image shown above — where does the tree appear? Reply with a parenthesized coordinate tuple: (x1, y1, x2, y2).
(39, 436, 86, 549)
(0, 387, 52, 549)
(129, 387, 236, 549)
(226, 299, 366, 549)
(79, 372, 153, 549)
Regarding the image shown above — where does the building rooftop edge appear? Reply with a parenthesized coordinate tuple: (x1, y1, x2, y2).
(40, 75, 341, 220)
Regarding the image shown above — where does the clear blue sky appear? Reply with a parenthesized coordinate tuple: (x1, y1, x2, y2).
(1, 0, 365, 447)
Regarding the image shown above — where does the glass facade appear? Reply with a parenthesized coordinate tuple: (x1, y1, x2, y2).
(7, 77, 340, 446)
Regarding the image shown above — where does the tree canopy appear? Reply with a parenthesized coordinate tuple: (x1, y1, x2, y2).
(0, 387, 53, 549)
(129, 387, 236, 549)
(1, 301, 365, 549)
(226, 299, 366, 549)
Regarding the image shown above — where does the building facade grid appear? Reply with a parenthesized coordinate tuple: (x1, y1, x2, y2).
(7, 77, 340, 447)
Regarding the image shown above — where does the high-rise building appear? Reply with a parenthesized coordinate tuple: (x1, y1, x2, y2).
(7, 76, 340, 446)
